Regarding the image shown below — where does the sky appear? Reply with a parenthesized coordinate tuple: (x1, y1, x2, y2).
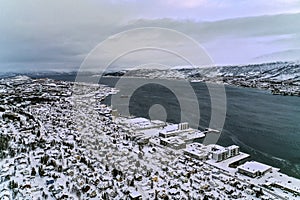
(1, 0, 300, 72)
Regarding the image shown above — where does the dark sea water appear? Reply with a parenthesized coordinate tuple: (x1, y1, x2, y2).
(31, 74, 300, 178)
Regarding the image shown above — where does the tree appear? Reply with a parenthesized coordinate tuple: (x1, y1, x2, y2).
(186, 172, 191, 179)
(41, 154, 49, 165)
(38, 165, 45, 176)
(154, 190, 158, 200)
(37, 130, 41, 137)
(135, 161, 140, 168)
(31, 167, 36, 176)
(138, 145, 143, 151)
(80, 156, 87, 165)
(163, 195, 169, 200)
(42, 191, 48, 199)
(49, 159, 57, 168)
(102, 192, 108, 200)
(76, 190, 81, 199)
(130, 179, 135, 187)
(58, 165, 63, 172)
(203, 195, 209, 200)
(256, 188, 264, 198)
(0, 134, 10, 152)
(112, 168, 118, 178)
(138, 152, 143, 159)
(9, 148, 15, 157)
(8, 180, 18, 189)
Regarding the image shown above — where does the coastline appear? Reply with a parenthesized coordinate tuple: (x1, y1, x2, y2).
(103, 75, 300, 97)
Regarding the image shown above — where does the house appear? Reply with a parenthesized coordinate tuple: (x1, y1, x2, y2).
(129, 191, 142, 200)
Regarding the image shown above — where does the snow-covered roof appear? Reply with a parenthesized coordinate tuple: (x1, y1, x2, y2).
(160, 124, 178, 133)
(238, 161, 272, 173)
(184, 131, 205, 140)
(214, 148, 228, 154)
(129, 190, 142, 198)
(127, 117, 149, 124)
(184, 143, 208, 158)
(161, 136, 185, 144)
(227, 145, 239, 150)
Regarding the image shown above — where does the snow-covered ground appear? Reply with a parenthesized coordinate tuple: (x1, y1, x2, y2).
(0, 76, 299, 199)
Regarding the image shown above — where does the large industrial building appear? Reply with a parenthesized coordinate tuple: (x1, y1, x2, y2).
(237, 161, 272, 178)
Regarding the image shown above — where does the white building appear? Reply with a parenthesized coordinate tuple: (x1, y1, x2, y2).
(210, 145, 240, 162)
(183, 143, 209, 160)
(178, 122, 189, 130)
(129, 191, 142, 200)
(160, 136, 186, 150)
(227, 145, 240, 158)
(119, 117, 165, 130)
(159, 123, 197, 139)
(237, 161, 272, 178)
(212, 148, 228, 162)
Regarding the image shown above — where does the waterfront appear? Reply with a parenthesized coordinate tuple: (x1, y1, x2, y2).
(102, 77, 300, 179)
(32, 74, 300, 179)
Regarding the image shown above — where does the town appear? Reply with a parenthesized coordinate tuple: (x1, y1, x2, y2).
(0, 76, 299, 199)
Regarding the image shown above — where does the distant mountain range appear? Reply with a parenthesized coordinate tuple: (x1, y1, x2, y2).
(104, 61, 299, 82)
(102, 61, 300, 96)
(1, 61, 299, 96)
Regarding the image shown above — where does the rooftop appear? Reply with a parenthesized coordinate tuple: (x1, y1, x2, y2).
(184, 143, 208, 157)
(161, 136, 186, 145)
(238, 161, 272, 173)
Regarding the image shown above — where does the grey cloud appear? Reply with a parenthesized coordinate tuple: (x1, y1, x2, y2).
(255, 49, 300, 63)
(1, 0, 300, 71)
(125, 13, 300, 41)
(118, 14, 300, 65)
(0, 0, 133, 71)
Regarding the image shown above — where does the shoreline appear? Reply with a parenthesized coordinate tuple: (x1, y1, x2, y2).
(103, 75, 300, 97)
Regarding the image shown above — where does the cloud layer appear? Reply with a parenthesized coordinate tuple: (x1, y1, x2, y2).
(0, 0, 300, 72)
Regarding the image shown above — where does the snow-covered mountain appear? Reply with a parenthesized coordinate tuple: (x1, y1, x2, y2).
(105, 61, 300, 96)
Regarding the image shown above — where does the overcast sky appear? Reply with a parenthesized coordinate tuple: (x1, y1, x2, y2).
(1, 0, 300, 72)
